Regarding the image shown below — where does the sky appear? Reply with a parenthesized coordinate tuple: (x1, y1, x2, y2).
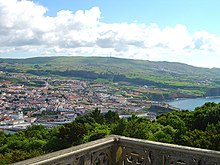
(0, 0, 220, 68)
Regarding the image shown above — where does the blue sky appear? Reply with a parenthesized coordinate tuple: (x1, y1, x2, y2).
(0, 0, 220, 68)
(35, 0, 220, 34)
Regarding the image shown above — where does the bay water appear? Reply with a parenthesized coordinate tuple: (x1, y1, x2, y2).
(165, 97, 220, 110)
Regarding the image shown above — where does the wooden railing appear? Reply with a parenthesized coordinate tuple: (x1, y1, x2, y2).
(12, 135, 220, 165)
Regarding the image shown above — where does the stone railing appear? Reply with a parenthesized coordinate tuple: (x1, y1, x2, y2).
(13, 135, 220, 165)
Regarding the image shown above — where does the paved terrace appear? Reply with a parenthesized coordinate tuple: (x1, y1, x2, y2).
(13, 135, 220, 165)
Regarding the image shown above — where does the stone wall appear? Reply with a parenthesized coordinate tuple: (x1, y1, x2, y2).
(12, 135, 220, 165)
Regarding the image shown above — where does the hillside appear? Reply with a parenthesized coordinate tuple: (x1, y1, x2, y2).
(1, 56, 220, 99)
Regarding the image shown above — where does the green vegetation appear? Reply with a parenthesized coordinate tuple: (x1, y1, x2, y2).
(1, 103, 220, 164)
(1, 56, 220, 100)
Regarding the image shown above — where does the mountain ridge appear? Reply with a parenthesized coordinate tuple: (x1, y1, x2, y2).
(0, 56, 217, 68)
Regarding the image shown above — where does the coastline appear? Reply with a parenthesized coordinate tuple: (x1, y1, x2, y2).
(164, 96, 220, 110)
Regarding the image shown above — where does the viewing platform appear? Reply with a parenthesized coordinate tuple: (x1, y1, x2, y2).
(13, 135, 220, 165)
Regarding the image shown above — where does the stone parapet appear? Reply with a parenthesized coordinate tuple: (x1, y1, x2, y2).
(12, 135, 220, 165)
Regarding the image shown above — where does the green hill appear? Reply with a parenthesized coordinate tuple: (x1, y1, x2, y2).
(1, 56, 220, 99)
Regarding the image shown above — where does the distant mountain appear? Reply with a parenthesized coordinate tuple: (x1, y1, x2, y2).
(1, 56, 220, 99)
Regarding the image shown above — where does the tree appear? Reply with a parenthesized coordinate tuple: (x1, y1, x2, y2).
(58, 122, 87, 146)
(123, 116, 151, 139)
(90, 108, 104, 124)
(112, 118, 127, 135)
(75, 108, 104, 124)
(183, 130, 212, 149)
(83, 122, 110, 142)
(104, 110, 120, 124)
(24, 125, 49, 140)
(0, 131, 7, 147)
(192, 102, 220, 130)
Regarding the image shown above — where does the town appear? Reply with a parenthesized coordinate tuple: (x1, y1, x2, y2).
(0, 72, 176, 131)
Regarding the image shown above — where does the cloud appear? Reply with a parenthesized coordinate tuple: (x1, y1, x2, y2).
(0, 0, 220, 67)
